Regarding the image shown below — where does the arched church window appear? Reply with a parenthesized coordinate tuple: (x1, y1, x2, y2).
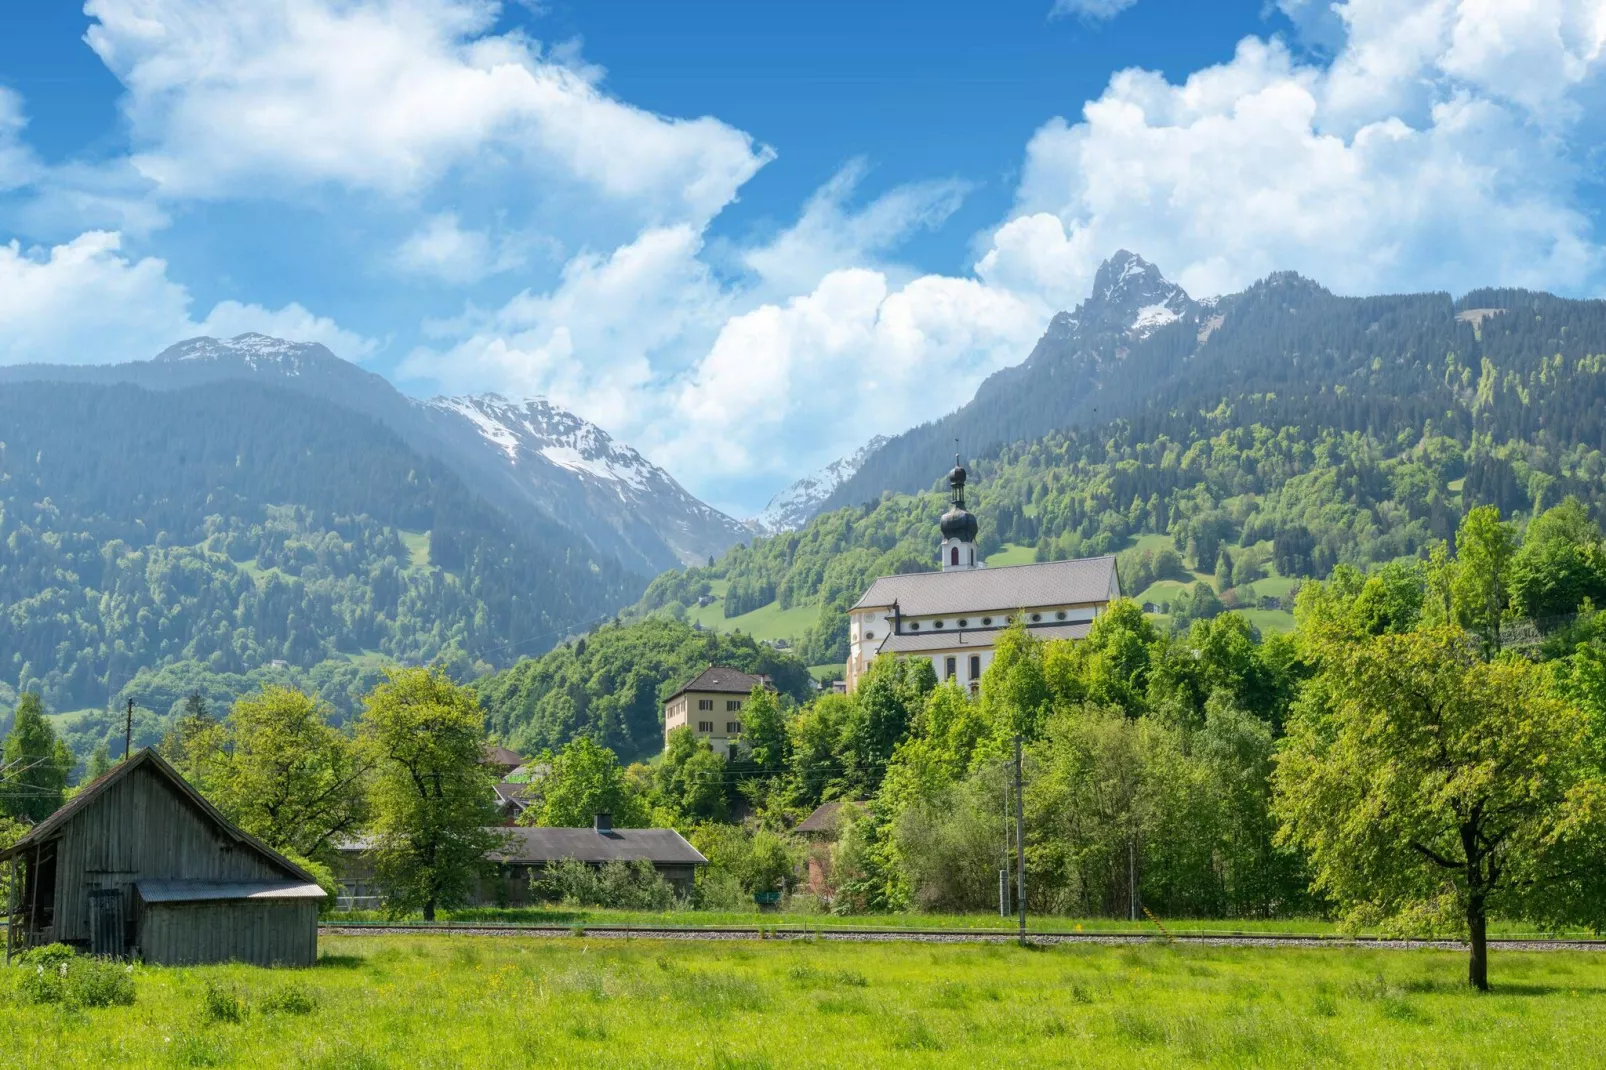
(951, 547, 959, 566)
(969, 548, 975, 565)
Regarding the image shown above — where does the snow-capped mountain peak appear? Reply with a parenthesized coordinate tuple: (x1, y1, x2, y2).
(154, 333, 330, 373)
(426, 393, 747, 567)
(754, 435, 891, 534)
(1081, 251, 1193, 339)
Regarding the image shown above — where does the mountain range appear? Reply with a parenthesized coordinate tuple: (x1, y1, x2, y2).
(0, 335, 746, 576)
(752, 434, 890, 534)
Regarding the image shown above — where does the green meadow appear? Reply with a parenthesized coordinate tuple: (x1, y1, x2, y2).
(3, 936, 1605, 1068)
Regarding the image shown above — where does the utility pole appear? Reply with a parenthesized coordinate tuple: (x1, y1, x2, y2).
(1014, 734, 1026, 943)
(1128, 837, 1137, 921)
(1000, 766, 1009, 918)
(124, 698, 134, 762)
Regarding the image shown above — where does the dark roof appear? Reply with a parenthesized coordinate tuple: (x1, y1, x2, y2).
(796, 800, 868, 835)
(492, 826, 707, 865)
(851, 556, 1118, 616)
(483, 745, 524, 768)
(0, 749, 317, 885)
(137, 880, 326, 903)
(877, 621, 1092, 654)
(493, 781, 532, 807)
(665, 666, 766, 702)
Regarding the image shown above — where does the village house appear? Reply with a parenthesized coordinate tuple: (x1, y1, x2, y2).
(661, 666, 773, 755)
(2, 749, 325, 966)
(845, 459, 1119, 693)
(333, 814, 706, 905)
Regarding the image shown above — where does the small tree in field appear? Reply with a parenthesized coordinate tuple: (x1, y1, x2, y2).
(1274, 625, 1606, 989)
(360, 668, 504, 920)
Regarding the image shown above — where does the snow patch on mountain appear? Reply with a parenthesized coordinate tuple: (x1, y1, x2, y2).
(155, 333, 322, 374)
(430, 394, 663, 498)
(754, 435, 891, 534)
(1131, 302, 1181, 336)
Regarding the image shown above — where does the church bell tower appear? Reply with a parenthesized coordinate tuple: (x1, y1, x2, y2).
(939, 456, 982, 572)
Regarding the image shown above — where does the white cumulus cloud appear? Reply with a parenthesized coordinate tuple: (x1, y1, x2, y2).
(83, 0, 772, 226)
(0, 231, 373, 365)
(1050, 0, 1140, 20)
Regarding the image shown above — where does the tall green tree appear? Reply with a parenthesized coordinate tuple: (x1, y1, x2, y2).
(1, 694, 73, 823)
(211, 687, 369, 861)
(654, 728, 728, 822)
(1449, 506, 1516, 657)
(1274, 626, 1606, 989)
(530, 736, 647, 828)
(740, 685, 790, 774)
(359, 668, 504, 920)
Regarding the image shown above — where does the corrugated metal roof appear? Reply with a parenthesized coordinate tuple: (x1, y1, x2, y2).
(665, 666, 766, 700)
(492, 827, 708, 865)
(877, 622, 1092, 653)
(136, 880, 327, 903)
(850, 556, 1118, 616)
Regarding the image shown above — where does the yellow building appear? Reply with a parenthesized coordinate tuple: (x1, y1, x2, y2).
(662, 666, 771, 755)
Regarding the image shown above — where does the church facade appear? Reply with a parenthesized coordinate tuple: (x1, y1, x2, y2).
(845, 460, 1120, 693)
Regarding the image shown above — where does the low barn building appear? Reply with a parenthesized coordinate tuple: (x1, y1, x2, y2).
(2, 749, 325, 966)
(489, 816, 708, 901)
(334, 815, 708, 906)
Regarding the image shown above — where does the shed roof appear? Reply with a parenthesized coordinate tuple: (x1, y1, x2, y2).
(0, 749, 317, 886)
(136, 880, 327, 903)
(665, 666, 767, 702)
(483, 745, 524, 768)
(876, 621, 1092, 654)
(850, 556, 1118, 616)
(796, 800, 869, 835)
(493, 826, 707, 866)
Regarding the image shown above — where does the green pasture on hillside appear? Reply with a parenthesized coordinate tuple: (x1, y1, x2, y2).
(4, 936, 1604, 1068)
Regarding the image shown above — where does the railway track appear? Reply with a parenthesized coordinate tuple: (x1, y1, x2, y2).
(319, 923, 1606, 952)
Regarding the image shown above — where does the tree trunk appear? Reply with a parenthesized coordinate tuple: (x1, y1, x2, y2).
(423, 898, 436, 923)
(1466, 894, 1488, 991)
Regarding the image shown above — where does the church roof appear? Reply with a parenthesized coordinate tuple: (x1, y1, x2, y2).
(850, 556, 1118, 616)
(877, 621, 1092, 653)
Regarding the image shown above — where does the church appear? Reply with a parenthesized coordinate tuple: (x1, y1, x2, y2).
(845, 460, 1120, 693)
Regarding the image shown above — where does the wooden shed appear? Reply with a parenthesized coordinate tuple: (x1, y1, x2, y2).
(2, 749, 325, 966)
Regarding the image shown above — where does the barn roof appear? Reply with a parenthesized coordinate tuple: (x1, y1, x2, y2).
(493, 826, 707, 866)
(795, 799, 869, 835)
(137, 880, 327, 903)
(0, 748, 318, 886)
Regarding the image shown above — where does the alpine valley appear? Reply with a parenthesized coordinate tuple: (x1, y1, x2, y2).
(9, 251, 1606, 761)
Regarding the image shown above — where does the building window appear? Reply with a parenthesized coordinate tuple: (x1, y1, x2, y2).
(698, 721, 714, 733)
(981, 617, 993, 626)
(1056, 610, 1067, 620)
(957, 618, 968, 628)
(727, 722, 741, 734)
(933, 620, 944, 629)
(1031, 613, 1042, 622)
(698, 699, 713, 711)
(727, 699, 741, 711)
(951, 547, 960, 566)
(909, 622, 920, 631)
(970, 655, 981, 680)
(944, 656, 956, 679)
(969, 548, 975, 565)
(864, 630, 874, 640)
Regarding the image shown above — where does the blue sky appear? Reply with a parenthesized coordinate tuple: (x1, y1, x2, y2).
(1, 1, 1603, 516)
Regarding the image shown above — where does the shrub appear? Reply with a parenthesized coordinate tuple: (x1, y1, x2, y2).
(16, 949, 135, 1009)
(202, 981, 247, 1023)
(259, 982, 319, 1016)
(532, 857, 677, 910)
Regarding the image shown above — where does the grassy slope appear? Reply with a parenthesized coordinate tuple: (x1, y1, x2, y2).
(7, 937, 1604, 1067)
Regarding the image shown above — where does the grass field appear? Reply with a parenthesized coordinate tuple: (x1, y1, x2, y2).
(4, 936, 1604, 1068)
(322, 906, 1588, 940)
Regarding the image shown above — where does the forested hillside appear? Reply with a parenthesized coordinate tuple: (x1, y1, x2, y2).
(635, 268, 1606, 665)
(474, 617, 814, 762)
(0, 378, 638, 714)
(825, 254, 1606, 509)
